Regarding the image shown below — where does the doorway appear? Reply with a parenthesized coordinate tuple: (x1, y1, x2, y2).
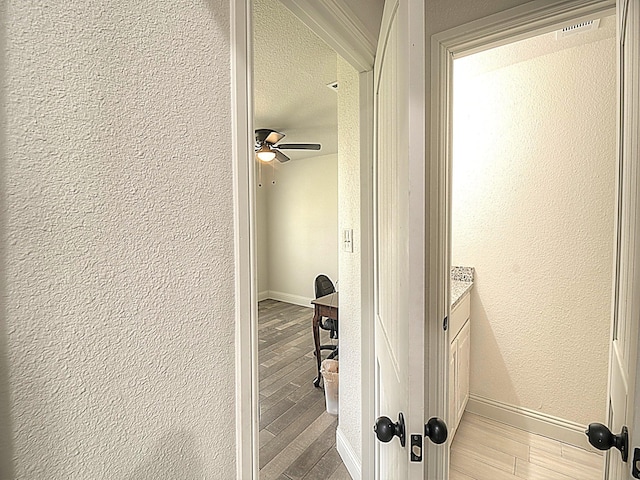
(252, 0, 369, 478)
(447, 10, 616, 480)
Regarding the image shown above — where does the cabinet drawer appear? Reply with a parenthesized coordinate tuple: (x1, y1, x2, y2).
(450, 293, 470, 340)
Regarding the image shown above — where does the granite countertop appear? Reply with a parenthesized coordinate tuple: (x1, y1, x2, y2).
(451, 266, 474, 309)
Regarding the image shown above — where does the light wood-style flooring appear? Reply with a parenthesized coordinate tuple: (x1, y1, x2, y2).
(258, 299, 349, 480)
(451, 412, 604, 480)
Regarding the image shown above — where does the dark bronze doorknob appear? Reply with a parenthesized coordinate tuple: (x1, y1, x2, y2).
(374, 412, 406, 447)
(424, 417, 448, 444)
(585, 423, 628, 462)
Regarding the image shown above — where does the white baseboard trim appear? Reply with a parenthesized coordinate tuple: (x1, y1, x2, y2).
(265, 290, 313, 308)
(336, 427, 361, 480)
(466, 394, 593, 451)
(257, 290, 270, 302)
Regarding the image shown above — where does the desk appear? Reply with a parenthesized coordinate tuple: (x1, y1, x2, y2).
(311, 292, 339, 387)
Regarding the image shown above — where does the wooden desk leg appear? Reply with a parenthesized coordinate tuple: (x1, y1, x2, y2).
(312, 309, 322, 388)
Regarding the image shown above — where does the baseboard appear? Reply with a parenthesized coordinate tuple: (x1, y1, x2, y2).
(257, 290, 270, 302)
(266, 290, 313, 308)
(466, 394, 594, 451)
(336, 427, 361, 479)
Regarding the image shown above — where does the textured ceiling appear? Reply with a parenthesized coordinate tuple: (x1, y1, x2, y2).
(253, 0, 338, 161)
(252, 3, 613, 163)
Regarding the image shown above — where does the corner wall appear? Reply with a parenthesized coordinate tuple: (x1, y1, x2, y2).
(336, 57, 363, 464)
(4, 1, 237, 477)
(452, 30, 616, 425)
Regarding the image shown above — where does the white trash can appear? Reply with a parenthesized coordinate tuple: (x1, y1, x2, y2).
(321, 359, 339, 415)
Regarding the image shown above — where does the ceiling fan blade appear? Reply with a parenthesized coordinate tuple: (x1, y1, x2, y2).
(266, 131, 285, 145)
(275, 150, 291, 163)
(255, 129, 285, 145)
(276, 143, 321, 150)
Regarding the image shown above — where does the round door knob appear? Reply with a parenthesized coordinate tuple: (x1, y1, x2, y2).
(585, 423, 628, 462)
(424, 417, 448, 445)
(374, 412, 406, 447)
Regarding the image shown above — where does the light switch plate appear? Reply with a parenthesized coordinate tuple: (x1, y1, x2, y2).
(342, 229, 353, 253)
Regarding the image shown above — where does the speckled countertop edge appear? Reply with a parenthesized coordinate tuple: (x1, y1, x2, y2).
(451, 266, 474, 308)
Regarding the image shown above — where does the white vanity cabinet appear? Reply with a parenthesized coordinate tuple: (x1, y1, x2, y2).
(448, 292, 470, 440)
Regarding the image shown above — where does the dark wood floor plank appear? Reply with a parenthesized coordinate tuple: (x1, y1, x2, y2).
(287, 372, 323, 402)
(301, 443, 344, 480)
(260, 429, 275, 448)
(260, 383, 301, 413)
(261, 363, 319, 398)
(327, 464, 352, 480)
(260, 398, 296, 429)
(261, 345, 315, 378)
(259, 327, 314, 358)
(260, 354, 312, 387)
(283, 420, 338, 479)
(259, 399, 327, 468)
(261, 412, 338, 480)
(258, 299, 345, 478)
(265, 388, 324, 436)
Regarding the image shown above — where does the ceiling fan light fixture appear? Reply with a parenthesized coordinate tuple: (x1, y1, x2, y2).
(254, 129, 321, 164)
(256, 144, 276, 162)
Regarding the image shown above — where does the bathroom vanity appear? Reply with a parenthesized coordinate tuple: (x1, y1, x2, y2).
(449, 267, 473, 440)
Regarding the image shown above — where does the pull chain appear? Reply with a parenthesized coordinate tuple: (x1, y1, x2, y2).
(271, 160, 276, 185)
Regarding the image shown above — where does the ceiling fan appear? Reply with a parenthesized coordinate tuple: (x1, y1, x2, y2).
(255, 129, 321, 163)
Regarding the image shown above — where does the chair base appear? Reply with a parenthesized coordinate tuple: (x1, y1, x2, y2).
(312, 346, 338, 387)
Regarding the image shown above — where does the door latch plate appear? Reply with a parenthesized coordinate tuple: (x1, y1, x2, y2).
(410, 434, 422, 462)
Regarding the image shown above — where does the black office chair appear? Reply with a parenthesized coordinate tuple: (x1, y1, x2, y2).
(314, 274, 338, 357)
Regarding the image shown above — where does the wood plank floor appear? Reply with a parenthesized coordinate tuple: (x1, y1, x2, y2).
(451, 412, 604, 480)
(258, 299, 349, 480)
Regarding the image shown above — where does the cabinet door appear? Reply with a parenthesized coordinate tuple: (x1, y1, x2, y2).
(449, 338, 458, 437)
(456, 320, 470, 427)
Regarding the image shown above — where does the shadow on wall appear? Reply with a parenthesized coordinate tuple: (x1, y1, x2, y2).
(127, 430, 204, 480)
(469, 286, 519, 406)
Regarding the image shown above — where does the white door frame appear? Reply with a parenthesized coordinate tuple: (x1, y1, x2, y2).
(430, 0, 636, 477)
(231, 1, 377, 477)
(231, 0, 257, 477)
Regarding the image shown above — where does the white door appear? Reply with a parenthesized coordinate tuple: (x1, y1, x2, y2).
(598, 0, 640, 477)
(372, 0, 427, 478)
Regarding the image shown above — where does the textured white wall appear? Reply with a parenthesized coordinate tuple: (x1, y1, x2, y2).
(263, 155, 338, 303)
(4, 1, 236, 478)
(452, 33, 616, 425)
(337, 57, 362, 460)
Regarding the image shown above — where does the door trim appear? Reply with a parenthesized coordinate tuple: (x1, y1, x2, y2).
(231, 0, 257, 477)
(430, 0, 616, 477)
(231, 1, 376, 477)
(358, 68, 376, 480)
(615, 0, 640, 466)
(279, 0, 376, 72)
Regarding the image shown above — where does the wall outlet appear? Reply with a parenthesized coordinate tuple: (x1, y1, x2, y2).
(342, 229, 353, 253)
